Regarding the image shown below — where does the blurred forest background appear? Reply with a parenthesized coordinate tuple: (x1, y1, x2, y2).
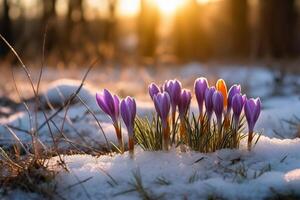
(0, 0, 300, 68)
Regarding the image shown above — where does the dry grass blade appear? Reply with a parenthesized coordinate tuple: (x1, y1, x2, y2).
(4, 125, 31, 155)
(37, 59, 98, 132)
(75, 94, 111, 151)
(0, 34, 36, 96)
(0, 147, 23, 169)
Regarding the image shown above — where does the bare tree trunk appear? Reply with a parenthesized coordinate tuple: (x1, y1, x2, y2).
(138, 0, 159, 61)
(259, 0, 296, 59)
(228, 0, 250, 58)
(173, 0, 210, 62)
(258, 0, 297, 96)
(0, 0, 12, 56)
(41, 0, 57, 52)
(107, 0, 117, 62)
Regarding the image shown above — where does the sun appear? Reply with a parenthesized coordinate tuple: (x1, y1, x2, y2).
(118, 0, 140, 17)
(154, 0, 185, 15)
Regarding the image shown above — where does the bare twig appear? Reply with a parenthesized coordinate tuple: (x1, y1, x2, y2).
(75, 94, 111, 151)
(37, 59, 98, 132)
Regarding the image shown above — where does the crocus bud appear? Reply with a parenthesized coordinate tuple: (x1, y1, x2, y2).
(121, 96, 136, 157)
(244, 98, 261, 133)
(121, 96, 137, 137)
(216, 79, 228, 108)
(178, 89, 192, 119)
(96, 89, 120, 125)
(212, 91, 224, 130)
(153, 92, 171, 128)
(148, 83, 160, 100)
(227, 84, 241, 114)
(96, 89, 123, 152)
(244, 97, 261, 150)
(163, 79, 182, 112)
(194, 77, 208, 118)
(205, 87, 216, 121)
(153, 92, 171, 150)
(232, 94, 246, 129)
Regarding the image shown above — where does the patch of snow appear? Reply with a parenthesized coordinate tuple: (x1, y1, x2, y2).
(40, 79, 98, 110)
(42, 136, 300, 200)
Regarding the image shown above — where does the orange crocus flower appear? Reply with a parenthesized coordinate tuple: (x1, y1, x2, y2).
(216, 79, 228, 107)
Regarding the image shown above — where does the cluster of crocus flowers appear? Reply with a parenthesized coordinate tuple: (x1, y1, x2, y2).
(96, 77, 261, 154)
(149, 80, 192, 150)
(149, 77, 261, 151)
(96, 89, 136, 156)
(196, 78, 261, 149)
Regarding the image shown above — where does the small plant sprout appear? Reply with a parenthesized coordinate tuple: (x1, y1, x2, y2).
(178, 89, 192, 142)
(194, 77, 208, 121)
(121, 96, 137, 158)
(153, 92, 171, 150)
(96, 89, 124, 153)
(244, 98, 261, 151)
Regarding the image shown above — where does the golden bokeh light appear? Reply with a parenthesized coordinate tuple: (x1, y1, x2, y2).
(197, 0, 210, 4)
(118, 0, 140, 17)
(154, 0, 186, 15)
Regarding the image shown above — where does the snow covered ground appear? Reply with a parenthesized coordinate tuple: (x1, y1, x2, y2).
(50, 137, 300, 200)
(4, 137, 300, 200)
(1, 64, 300, 199)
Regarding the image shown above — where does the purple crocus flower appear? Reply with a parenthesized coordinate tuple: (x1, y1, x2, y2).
(205, 87, 216, 121)
(178, 89, 192, 119)
(244, 97, 261, 150)
(96, 89, 120, 125)
(212, 91, 224, 130)
(232, 94, 246, 129)
(153, 92, 171, 128)
(227, 84, 241, 114)
(163, 80, 182, 144)
(163, 79, 182, 113)
(153, 92, 171, 150)
(96, 89, 123, 152)
(148, 83, 160, 100)
(121, 96, 137, 137)
(194, 77, 208, 118)
(244, 98, 261, 133)
(121, 96, 136, 156)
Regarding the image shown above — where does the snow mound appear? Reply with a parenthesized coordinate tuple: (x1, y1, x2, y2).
(40, 79, 97, 108)
(49, 136, 300, 200)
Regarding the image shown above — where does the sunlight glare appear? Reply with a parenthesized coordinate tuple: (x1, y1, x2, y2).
(154, 0, 185, 15)
(118, 0, 140, 17)
(197, 0, 213, 4)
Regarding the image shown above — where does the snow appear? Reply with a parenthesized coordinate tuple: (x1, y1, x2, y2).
(257, 95, 300, 138)
(44, 136, 300, 200)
